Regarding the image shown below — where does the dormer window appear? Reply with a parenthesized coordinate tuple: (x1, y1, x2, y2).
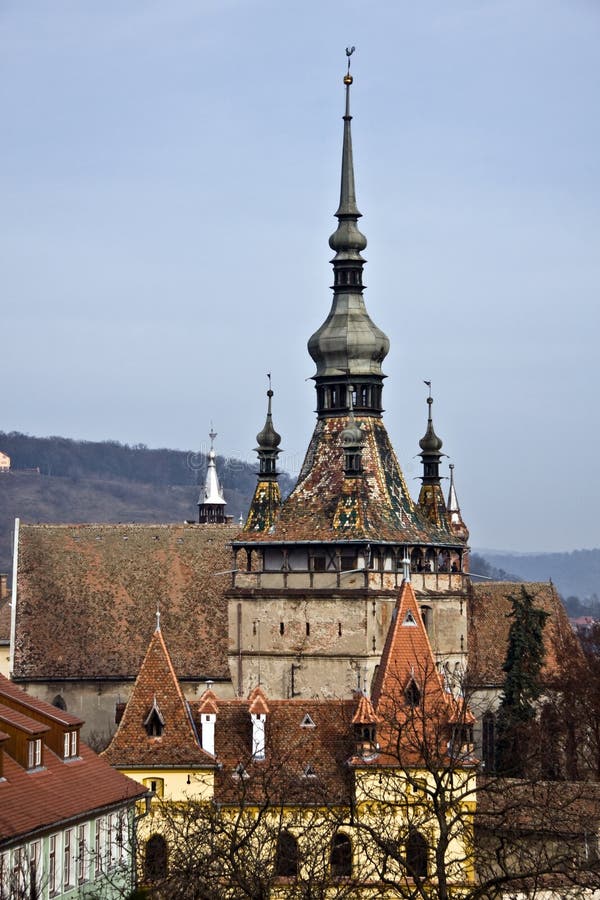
(144, 698, 165, 737)
(27, 738, 42, 770)
(63, 730, 78, 759)
(404, 679, 421, 708)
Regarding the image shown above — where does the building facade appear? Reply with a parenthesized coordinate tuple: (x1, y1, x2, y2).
(0, 674, 146, 900)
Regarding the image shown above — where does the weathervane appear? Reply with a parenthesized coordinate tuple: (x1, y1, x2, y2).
(345, 46, 356, 85)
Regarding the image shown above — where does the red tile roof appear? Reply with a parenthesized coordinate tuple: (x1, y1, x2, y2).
(0, 676, 146, 846)
(102, 627, 216, 769)
(13, 523, 238, 681)
(370, 581, 474, 766)
(0, 742, 146, 845)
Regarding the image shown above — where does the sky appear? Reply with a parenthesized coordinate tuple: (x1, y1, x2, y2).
(1, 1, 599, 553)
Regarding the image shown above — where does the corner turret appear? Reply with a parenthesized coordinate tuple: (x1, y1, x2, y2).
(417, 384, 448, 529)
(243, 381, 283, 532)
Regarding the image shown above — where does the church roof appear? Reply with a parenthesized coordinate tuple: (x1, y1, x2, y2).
(103, 626, 215, 768)
(239, 417, 459, 545)
(13, 522, 237, 681)
(466, 581, 577, 686)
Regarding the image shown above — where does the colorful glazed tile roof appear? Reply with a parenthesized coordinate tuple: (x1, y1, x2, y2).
(13, 522, 238, 681)
(239, 417, 461, 545)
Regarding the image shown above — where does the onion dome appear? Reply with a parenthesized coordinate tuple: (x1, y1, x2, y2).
(256, 389, 281, 452)
(419, 396, 443, 455)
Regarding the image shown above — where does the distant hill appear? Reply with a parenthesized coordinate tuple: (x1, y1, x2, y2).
(0, 431, 295, 574)
(476, 548, 600, 603)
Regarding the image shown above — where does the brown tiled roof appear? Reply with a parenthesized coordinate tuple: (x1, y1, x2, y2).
(0, 702, 49, 735)
(13, 523, 238, 680)
(195, 695, 357, 805)
(0, 741, 146, 845)
(467, 582, 578, 686)
(0, 597, 10, 644)
(240, 417, 461, 545)
(102, 627, 216, 769)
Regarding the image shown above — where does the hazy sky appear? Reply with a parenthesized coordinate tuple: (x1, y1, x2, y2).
(2, 1, 599, 553)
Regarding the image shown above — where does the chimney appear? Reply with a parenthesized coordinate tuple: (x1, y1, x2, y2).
(248, 687, 269, 761)
(198, 690, 219, 757)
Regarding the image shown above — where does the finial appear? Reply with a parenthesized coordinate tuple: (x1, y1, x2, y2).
(156, 604, 161, 632)
(419, 382, 443, 454)
(209, 426, 217, 450)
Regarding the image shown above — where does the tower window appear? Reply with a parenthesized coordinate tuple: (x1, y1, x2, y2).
(280, 622, 285, 636)
(305, 622, 310, 637)
(405, 679, 421, 707)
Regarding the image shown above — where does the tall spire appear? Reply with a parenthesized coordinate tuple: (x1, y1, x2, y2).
(198, 429, 227, 524)
(308, 49, 390, 418)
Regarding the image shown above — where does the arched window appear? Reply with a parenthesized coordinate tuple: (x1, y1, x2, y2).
(406, 830, 428, 878)
(52, 694, 67, 711)
(330, 832, 352, 877)
(275, 831, 298, 877)
(144, 834, 168, 882)
(420, 605, 432, 635)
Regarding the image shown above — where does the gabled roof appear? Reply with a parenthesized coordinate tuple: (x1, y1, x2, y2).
(13, 522, 237, 681)
(102, 627, 216, 769)
(237, 417, 461, 545)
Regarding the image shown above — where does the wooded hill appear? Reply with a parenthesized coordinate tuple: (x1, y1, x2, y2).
(0, 431, 294, 574)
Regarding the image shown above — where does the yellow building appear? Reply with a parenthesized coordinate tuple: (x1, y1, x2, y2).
(103, 581, 477, 895)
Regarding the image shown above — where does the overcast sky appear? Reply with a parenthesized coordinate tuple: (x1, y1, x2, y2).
(1, 1, 598, 553)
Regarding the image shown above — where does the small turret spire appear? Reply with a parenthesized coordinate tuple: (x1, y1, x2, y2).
(198, 429, 227, 524)
(417, 383, 449, 528)
(447, 463, 470, 541)
(243, 378, 283, 533)
(255, 374, 282, 477)
(419, 381, 443, 481)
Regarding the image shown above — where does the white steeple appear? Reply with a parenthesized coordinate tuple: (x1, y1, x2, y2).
(198, 429, 227, 524)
